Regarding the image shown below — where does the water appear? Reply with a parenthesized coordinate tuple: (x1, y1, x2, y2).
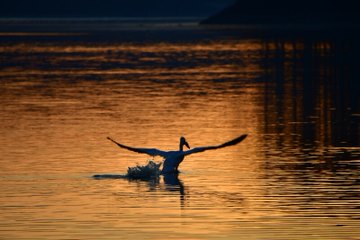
(0, 20, 359, 239)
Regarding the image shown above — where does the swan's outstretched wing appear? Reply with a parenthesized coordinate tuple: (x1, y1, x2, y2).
(107, 137, 168, 157)
(184, 134, 248, 156)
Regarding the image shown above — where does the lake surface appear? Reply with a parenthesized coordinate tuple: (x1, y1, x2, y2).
(0, 21, 359, 239)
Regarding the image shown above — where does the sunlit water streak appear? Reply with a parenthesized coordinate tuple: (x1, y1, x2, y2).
(0, 24, 359, 239)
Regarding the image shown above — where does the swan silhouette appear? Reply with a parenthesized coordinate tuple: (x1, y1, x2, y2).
(107, 134, 247, 174)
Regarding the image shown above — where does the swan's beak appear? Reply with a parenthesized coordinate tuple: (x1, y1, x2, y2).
(185, 141, 190, 149)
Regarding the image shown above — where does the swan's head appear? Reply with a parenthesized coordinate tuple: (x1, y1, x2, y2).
(180, 136, 190, 150)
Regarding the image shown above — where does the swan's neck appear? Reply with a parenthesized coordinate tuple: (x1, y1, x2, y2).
(179, 142, 184, 151)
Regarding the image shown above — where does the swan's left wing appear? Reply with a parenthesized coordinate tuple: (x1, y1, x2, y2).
(107, 137, 168, 157)
(184, 134, 247, 156)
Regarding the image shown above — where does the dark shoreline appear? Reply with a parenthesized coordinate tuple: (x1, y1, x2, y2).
(1, 18, 360, 34)
(201, 0, 360, 26)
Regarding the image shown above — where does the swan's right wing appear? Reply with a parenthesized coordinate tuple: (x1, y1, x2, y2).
(184, 134, 248, 156)
(107, 137, 168, 157)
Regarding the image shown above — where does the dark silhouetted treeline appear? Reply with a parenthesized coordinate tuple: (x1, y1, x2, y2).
(202, 0, 360, 24)
(0, 0, 232, 18)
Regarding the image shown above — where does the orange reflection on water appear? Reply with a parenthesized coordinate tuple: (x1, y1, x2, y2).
(0, 37, 359, 239)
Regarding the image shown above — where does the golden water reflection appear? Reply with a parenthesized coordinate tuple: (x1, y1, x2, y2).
(0, 35, 359, 239)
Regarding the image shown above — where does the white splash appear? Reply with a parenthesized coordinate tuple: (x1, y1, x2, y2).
(93, 160, 162, 180)
(126, 160, 162, 179)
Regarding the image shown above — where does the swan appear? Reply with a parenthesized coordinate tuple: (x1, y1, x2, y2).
(107, 134, 247, 174)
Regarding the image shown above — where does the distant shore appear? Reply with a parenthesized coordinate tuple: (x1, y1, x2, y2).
(201, 0, 360, 25)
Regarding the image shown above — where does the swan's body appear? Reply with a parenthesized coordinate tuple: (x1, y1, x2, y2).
(107, 134, 247, 174)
